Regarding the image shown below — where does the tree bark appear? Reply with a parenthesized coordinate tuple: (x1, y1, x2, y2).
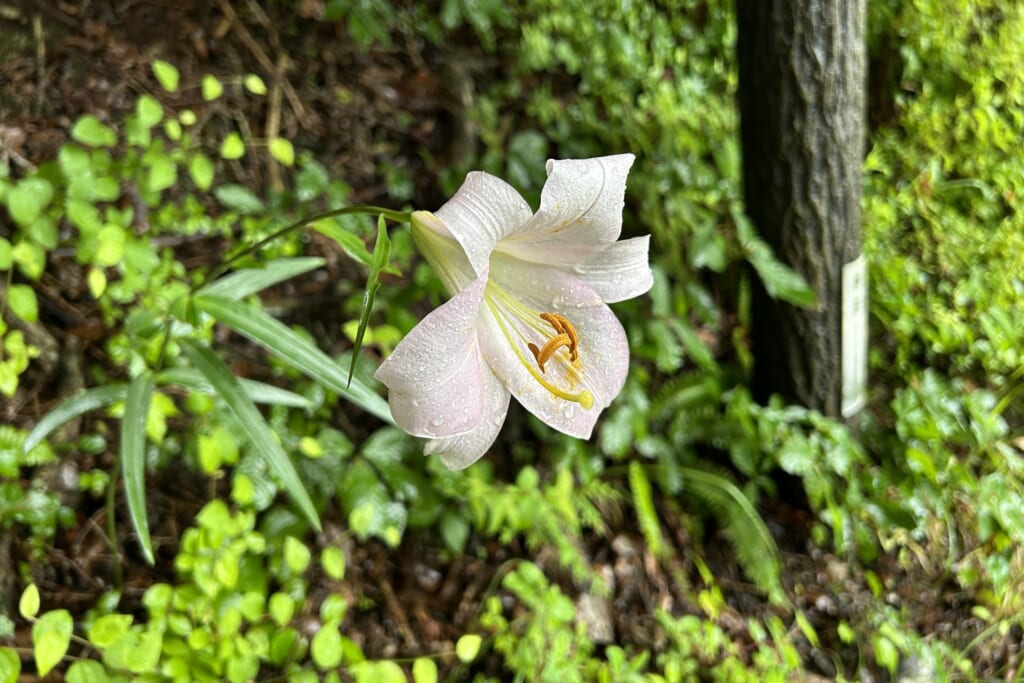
(736, 0, 867, 417)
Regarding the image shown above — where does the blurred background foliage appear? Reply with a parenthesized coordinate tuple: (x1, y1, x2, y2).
(2, 0, 1024, 680)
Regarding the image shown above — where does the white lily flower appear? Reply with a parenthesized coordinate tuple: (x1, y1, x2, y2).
(374, 154, 652, 469)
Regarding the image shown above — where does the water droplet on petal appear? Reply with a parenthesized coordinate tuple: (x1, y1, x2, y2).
(562, 404, 576, 419)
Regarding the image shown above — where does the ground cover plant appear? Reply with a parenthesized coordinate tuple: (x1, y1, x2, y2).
(1, 0, 1023, 680)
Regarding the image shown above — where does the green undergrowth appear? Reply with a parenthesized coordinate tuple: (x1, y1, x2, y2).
(1, 0, 1023, 680)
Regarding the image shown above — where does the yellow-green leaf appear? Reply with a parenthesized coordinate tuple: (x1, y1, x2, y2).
(152, 59, 180, 92)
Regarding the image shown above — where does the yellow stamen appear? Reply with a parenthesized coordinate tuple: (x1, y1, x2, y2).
(535, 313, 580, 365)
(484, 295, 593, 410)
(528, 333, 572, 373)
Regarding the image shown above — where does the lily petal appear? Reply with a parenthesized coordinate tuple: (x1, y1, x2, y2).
(506, 154, 635, 248)
(424, 368, 511, 470)
(575, 235, 654, 303)
(436, 171, 534, 276)
(410, 211, 477, 294)
(374, 271, 492, 438)
(481, 257, 630, 439)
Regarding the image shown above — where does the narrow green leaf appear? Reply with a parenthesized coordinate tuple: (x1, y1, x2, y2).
(32, 609, 72, 676)
(348, 216, 390, 387)
(214, 184, 263, 213)
(309, 219, 375, 267)
(24, 385, 128, 453)
(196, 257, 325, 301)
(193, 296, 392, 422)
(157, 367, 311, 408)
(179, 339, 321, 530)
(122, 375, 155, 564)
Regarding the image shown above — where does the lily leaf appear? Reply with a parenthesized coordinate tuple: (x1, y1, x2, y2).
(122, 375, 155, 565)
(156, 367, 311, 408)
(193, 295, 393, 423)
(179, 339, 320, 531)
(349, 215, 390, 387)
(196, 257, 325, 301)
(23, 384, 128, 453)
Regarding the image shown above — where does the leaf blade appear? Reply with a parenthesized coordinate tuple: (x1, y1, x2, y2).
(157, 367, 312, 408)
(193, 295, 392, 423)
(196, 257, 326, 301)
(179, 339, 321, 531)
(24, 385, 128, 453)
(122, 374, 155, 565)
(349, 215, 390, 386)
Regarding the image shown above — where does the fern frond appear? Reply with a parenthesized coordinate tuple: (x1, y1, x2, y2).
(649, 371, 722, 427)
(629, 461, 669, 560)
(0, 425, 57, 472)
(679, 465, 786, 605)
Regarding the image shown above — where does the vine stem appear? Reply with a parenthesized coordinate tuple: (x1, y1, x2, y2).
(197, 204, 412, 291)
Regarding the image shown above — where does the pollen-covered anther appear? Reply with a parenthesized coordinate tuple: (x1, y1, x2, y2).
(528, 313, 581, 372)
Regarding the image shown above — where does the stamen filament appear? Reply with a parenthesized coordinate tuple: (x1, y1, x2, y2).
(485, 294, 594, 410)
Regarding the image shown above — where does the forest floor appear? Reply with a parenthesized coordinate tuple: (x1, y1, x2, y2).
(0, 1, 1009, 680)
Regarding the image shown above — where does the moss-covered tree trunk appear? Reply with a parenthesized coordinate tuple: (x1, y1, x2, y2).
(736, 0, 867, 418)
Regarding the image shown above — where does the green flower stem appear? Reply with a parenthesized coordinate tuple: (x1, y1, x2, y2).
(197, 205, 412, 291)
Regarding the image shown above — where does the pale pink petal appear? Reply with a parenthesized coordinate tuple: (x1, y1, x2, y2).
(478, 257, 631, 439)
(435, 171, 534, 276)
(374, 271, 490, 438)
(410, 211, 476, 294)
(424, 368, 511, 470)
(504, 154, 635, 249)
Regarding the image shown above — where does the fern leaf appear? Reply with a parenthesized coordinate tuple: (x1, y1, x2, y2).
(629, 461, 668, 560)
(680, 465, 786, 604)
